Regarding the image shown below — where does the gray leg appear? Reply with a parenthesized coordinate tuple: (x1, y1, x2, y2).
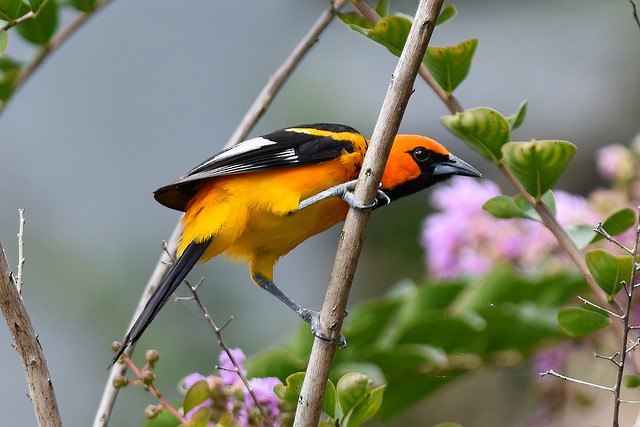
(296, 179, 390, 212)
(253, 273, 346, 348)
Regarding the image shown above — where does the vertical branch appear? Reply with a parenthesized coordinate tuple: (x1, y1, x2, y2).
(611, 214, 640, 427)
(293, 1, 444, 426)
(0, 235, 62, 425)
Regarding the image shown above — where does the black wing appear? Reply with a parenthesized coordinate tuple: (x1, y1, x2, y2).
(154, 123, 364, 211)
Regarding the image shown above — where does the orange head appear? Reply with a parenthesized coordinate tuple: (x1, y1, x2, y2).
(380, 134, 481, 202)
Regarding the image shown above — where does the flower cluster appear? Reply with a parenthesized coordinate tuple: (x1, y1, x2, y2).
(421, 136, 640, 280)
(180, 349, 283, 426)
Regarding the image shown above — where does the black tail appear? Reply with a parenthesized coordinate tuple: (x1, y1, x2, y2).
(110, 240, 211, 367)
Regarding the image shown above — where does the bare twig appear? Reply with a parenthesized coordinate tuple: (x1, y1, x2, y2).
(16, 208, 25, 294)
(540, 369, 614, 393)
(611, 218, 640, 427)
(595, 222, 633, 254)
(293, 1, 445, 425)
(0, 238, 61, 426)
(120, 354, 187, 423)
(95, 2, 348, 425)
(184, 279, 274, 427)
(577, 295, 623, 318)
(1, 11, 34, 31)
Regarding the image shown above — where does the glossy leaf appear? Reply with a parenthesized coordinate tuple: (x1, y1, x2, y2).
(183, 380, 210, 414)
(585, 249, 632, 300)
(0, 30, 7, 58)
(441, 107, 510, 161)
(483, 195, 538, 221)
(337, 373, 374, 418)
(557, 307, 611, 337)
(591, 208, 637, 243)
(338, 12, 372, 32)
(506, 100, 528, 130)
(27, 0, 42, 12)
(374, 0, 389, 17)
(0, 0, 30, 20)
(367, 15, 412, 57)
(565, 224, 597, 249)
(15, 0, 57, 45)
(346, 385, 385, 427)
(502, 140, 576, 201)
(436, 3, 456, 26)
(424, 38, 477, 95)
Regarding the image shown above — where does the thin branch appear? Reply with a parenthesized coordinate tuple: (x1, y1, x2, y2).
(16, 208, 25, 294)
(0, 238, 61, 426)
(293, 1, 445, 425)
(577, 295, 623, 318)
(0, 0, 113, 116)
(595, 222, 633, 254)
(183, 279, 274, 427)
(1, 11, 34, 31)
(120, 354, 186, 423)
(540, 369, 614, 393)
(95, 2, 348, 425)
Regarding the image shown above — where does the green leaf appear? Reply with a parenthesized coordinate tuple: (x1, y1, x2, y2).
(0, 0, 30, 20)
(502, 140, 576, 201)
(338, 12, 372, 32)
(0, 30, 7, 58)
(424, 38, 477, 95)
(182, 380, 210, 414)
(625, 375, 640, 388)
(27, 0, 42, 12)
(565, 224, 597, 249)
(0, 57, 20, 101)
(585, 249, 632, 300)
(15, 0, 57, 45)
(374, 0, 389, 17)
(483, 195, 538, 221)
(591, 208, 637, 243)
(322, 377, 337, 419)
(68, 0, 96, 13)
(345, 385, 385, 427)
(337, 373, 374, 418)
(506, 100, 528, 130)
(436, 4, 456, 26)
(441, 107, 510, 161)
(367, 15, 412, 57)
(557, 307, 611, 337)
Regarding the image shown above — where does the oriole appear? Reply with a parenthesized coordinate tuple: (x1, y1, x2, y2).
(111, 123, 480, 365)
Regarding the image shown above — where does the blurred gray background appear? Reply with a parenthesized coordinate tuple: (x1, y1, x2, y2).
(1, 0, 638, 425)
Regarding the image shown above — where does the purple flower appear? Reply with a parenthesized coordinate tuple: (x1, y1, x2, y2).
(218, 348, 247, 385)
(596, 144, 634, 182)
(421, 177, 596, 279)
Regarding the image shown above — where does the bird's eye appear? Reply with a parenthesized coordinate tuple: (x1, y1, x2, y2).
(412, 147, 430, 162)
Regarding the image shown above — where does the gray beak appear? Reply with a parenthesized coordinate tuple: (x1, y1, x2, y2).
(433, 154, 482, 178)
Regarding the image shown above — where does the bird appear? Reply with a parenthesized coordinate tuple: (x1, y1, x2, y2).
(111, 123, 481, 365)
